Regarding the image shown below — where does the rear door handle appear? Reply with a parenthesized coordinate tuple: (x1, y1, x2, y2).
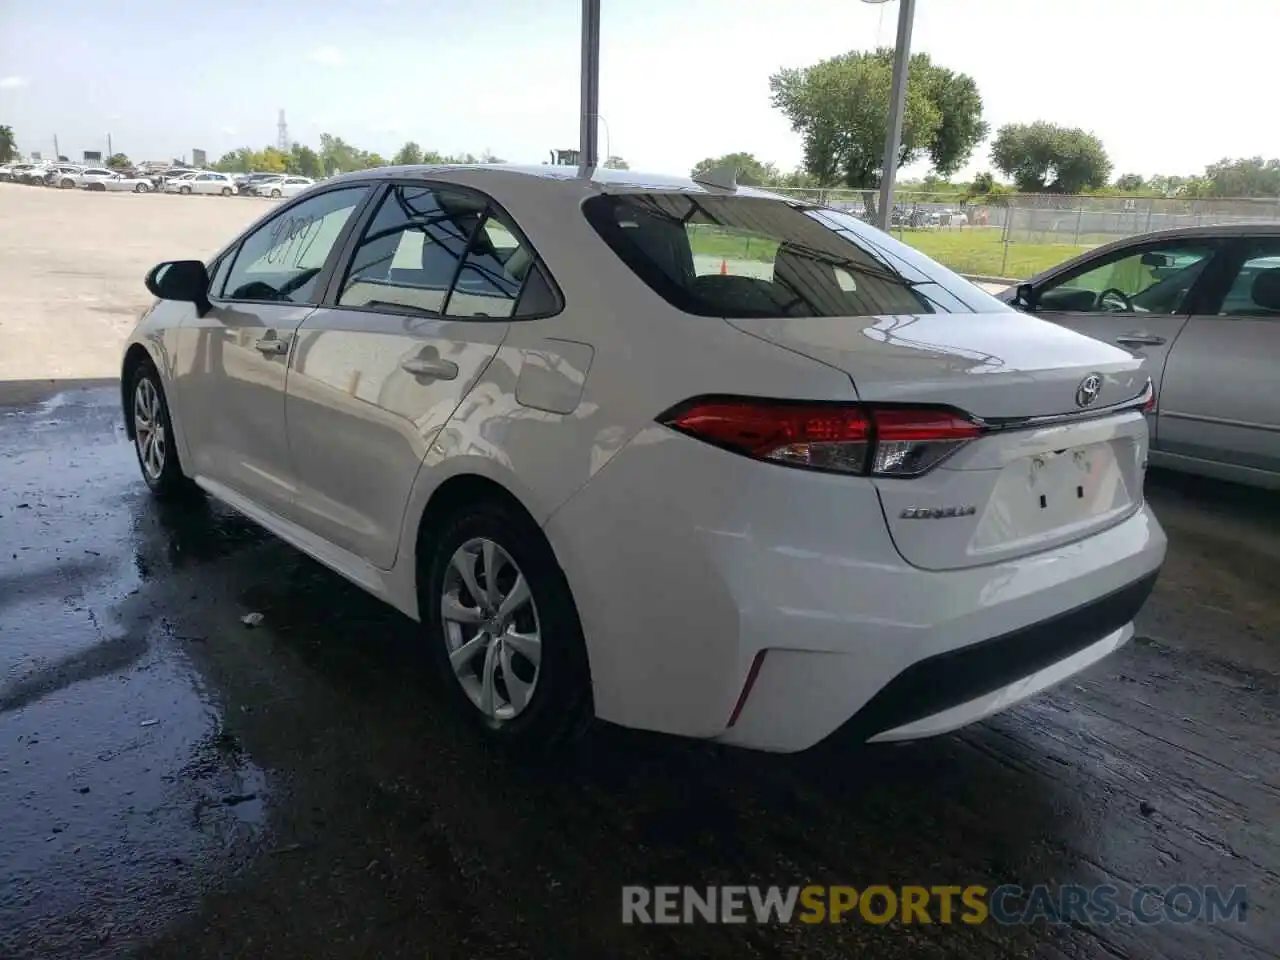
(400, 357, 459, 380)
(1115, 333, 1166, 347)
(254, 335, 290, 355)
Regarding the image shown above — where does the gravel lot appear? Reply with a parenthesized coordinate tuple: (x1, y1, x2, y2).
(0, 184, 274, 383)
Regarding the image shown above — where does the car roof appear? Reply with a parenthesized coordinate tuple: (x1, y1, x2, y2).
(323, 163, 794, 202)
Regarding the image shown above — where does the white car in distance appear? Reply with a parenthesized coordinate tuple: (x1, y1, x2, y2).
(166, 171, 237, 196)
(79, 170, 154, 193)
(120, 165, 1167, 754)
(252, 175, 315, 199)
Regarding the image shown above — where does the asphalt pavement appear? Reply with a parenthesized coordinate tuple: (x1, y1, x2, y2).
(0, 383, 1276, 959)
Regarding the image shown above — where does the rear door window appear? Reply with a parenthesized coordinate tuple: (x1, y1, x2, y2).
(337, 184, 557, 319)
(582, 194, 999, 318)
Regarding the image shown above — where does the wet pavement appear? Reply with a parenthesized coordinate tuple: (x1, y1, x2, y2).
(1, 384, 1277, 959)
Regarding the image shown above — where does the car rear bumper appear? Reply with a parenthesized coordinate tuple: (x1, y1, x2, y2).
(545, 427, 1167, 753)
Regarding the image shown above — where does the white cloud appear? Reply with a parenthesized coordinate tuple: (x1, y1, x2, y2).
(0, 76, 29, 90)
(308, 46, 347, 67)
(221, 126, 237, 136)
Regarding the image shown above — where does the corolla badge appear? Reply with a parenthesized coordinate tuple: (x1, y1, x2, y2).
(900, 505, 978, 519)
(1075, 373, 1103, 408)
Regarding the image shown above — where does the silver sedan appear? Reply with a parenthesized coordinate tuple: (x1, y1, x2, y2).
(997, 224, 1280, 490)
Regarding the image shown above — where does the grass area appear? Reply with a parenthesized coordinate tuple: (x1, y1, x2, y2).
(685, 223, 1091, 280)
(899, 229, 1091, 278)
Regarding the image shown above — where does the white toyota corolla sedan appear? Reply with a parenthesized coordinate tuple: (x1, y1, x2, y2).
(120, 165, 1166, 752)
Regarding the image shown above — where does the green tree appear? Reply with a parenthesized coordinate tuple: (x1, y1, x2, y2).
(990, 121, 1112, 193)
(365, 152, 387, 168)
(213, 147, 254, 172)
(1114, 173, 1145, 192)
(0, 124, 17, 163)
(690, 152, 780, 186)
(604, 155, 630, 170)
(770, 48, 987, 217)
(393, 141, 424, 165)
(480, 150, 506, 164)
(105, 153, 131, 169)
(1203, 157, 1280, 198)
(289, 143, 323, 178)
(318, 133, 364, 174)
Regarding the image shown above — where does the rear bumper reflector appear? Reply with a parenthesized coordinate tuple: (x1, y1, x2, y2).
(727, 650, 768, 727)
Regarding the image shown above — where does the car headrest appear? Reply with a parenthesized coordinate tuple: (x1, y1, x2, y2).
(504, 244, 534, 282)
(1250, 267, 1280, 312)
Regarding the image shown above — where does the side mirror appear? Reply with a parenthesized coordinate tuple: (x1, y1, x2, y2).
(1141, 252, 1170, 268)
(1015, 283, 1039, 310)
(145, 260, 211, 315)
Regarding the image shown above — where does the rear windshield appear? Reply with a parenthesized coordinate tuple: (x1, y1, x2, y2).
(582, 194, 1009, 318)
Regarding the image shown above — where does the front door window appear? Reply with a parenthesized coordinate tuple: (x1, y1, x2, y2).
(1037, 243, 1217, 315)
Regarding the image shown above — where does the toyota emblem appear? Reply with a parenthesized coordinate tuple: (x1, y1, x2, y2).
(1075, 374, 1103, 408)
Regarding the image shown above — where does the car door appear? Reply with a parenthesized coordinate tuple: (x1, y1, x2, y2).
(1154, 235, 1280, 486)
(283, 182, 538, 567)
(1018, 237, 1225, 440)
(171, 184, 375, 516)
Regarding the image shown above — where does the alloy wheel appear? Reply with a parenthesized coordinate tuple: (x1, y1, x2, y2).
(133, 376, 166, 481)
(440, 537, 542, 722)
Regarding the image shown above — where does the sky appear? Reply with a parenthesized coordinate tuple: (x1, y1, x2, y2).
(0, 0, 1275, 182)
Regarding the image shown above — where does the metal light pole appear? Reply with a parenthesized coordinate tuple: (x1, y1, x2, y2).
(579, 0, 601, 174)
(862, 0, 917, 230)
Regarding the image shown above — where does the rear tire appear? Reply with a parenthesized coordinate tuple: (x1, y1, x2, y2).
(129, 360, 197, 500)
(60, 178, 74, 189)
(420, 499, 593, 750)
(220, 187, 232, 196)
(179, 185, 191, 195)
(134, 183, 147, 193)
(270, 188, 281, 198)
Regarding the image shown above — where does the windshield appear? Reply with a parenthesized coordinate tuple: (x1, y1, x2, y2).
(582, 194, 1013, 319)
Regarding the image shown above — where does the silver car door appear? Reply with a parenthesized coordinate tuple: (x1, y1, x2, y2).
(1018, 237, 1225, 441)
(1156, 236, 1280, 488)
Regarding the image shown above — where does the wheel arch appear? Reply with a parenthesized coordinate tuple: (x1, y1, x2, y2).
(120, 343, 157, 440)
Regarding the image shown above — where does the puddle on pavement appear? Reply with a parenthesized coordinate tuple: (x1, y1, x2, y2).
(1, 388, 271, 957)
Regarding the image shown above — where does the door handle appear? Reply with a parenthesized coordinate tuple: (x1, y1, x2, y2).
(1115, 333, 1166, 347)
(254, 336, 289, 356)
(400, 357, 459, 380)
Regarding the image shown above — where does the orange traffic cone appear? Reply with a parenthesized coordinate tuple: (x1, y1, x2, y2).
(720, 259, 728, 276)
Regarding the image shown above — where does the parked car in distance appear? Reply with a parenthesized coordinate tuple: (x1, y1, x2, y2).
(42, 163, 86, 186)
(154, 168, 197, 191)
(121, 165, 1166, 754)
(997, 223, 1280, 490)
(77, 170, 154, 193)
(236, 172, 283, 195)
(248, 175, 315, 198)
(61, 167, 117, 189)
(165, 171, 237, 196)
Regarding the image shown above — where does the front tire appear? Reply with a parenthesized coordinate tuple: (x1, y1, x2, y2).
(130, 362, 195, 499)
(270, 188, 281, 198)
(220, 186, 232, 196)
(179, 185, 191, 195)
(134, 183, 147, 193)
(421, 500, 592, 749)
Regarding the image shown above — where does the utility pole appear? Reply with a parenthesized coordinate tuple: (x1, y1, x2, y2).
(578, 0, 600, 174)
(107, 132, 113, 159)
(875, 0, 916, 230)
(53, 134, 60, 160)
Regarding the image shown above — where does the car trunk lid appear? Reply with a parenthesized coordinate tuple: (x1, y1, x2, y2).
(727, 311, 1151, 570)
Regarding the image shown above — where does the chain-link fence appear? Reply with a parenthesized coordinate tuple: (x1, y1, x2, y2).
(765, 187, 1280, 280)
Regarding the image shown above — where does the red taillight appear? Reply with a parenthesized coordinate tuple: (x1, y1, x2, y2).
(1141, 380, 1156, 413)
(659, 397, 982, 478)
